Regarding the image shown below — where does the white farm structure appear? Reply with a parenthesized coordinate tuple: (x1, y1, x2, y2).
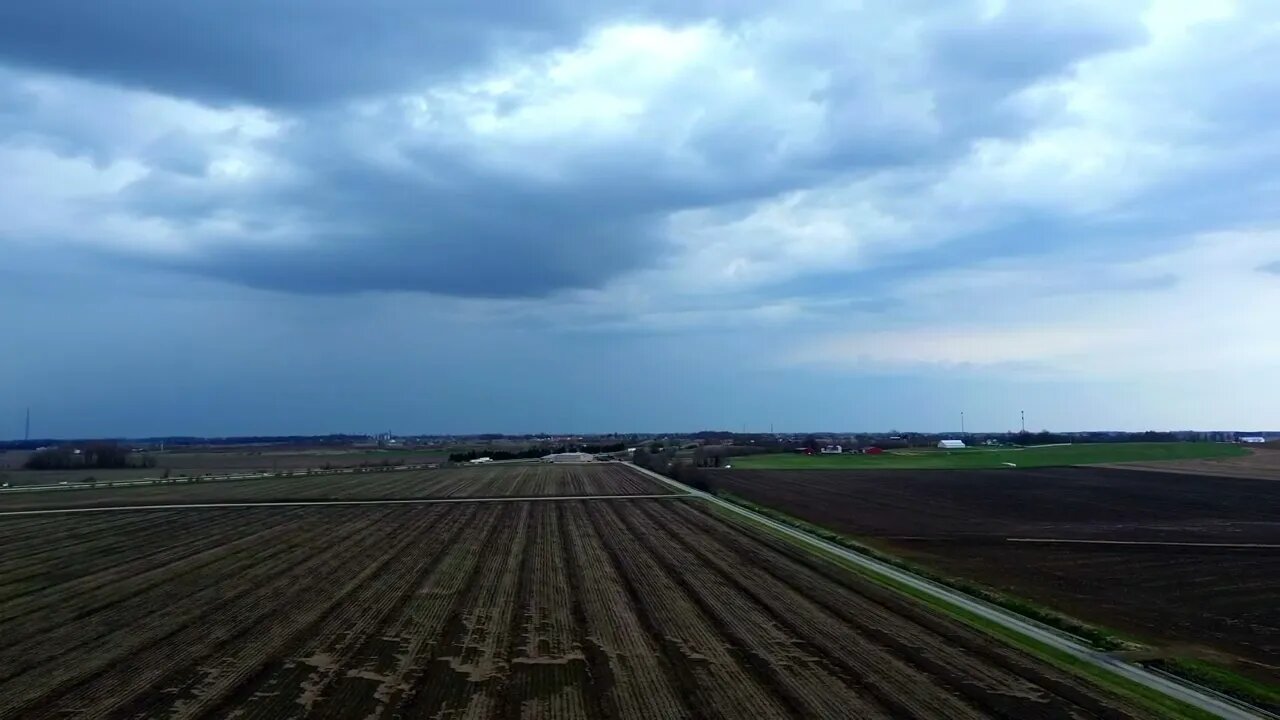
(541, 452, 595, 463)
(937, 440, 967, 450)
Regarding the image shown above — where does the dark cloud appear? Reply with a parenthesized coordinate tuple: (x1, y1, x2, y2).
(126, 123, 812, 298)
(0, 0, 748, 107)
(0, 1, 1166, 301)
(0, 3, 568, 105)
(1261, 259, 1280, 275)
(931, 5, 1144, 83)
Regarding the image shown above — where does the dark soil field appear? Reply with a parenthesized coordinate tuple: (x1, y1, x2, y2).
(707, 468, 1280, 682)
(0, 474, 1158, 718)
(0, 464, 668, 512)
(0, 448, 448, 488)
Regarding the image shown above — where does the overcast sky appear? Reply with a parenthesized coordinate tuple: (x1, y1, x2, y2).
(3, 0, 1279, 437)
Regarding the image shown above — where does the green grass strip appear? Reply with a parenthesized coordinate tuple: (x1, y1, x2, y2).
(1150, 659, 1280, 715)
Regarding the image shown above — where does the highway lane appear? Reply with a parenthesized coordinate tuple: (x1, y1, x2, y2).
(625, 463, 1269, 720)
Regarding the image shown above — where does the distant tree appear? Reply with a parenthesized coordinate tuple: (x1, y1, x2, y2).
(24, 447, 75, 470)
(82, 442, 130, 469)
(633, 448, 651, 468)
(668, 462, 709, 491)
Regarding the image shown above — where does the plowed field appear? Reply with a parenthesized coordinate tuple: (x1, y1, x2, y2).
(708, 467, 1280, 681)
(0, 496, 1156, 718)
(0, 463, 666, 511)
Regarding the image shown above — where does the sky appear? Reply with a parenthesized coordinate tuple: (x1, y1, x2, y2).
(3, 0, 1280, 437)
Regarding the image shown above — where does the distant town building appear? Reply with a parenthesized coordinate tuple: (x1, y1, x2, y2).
(937, 440, 967, 450)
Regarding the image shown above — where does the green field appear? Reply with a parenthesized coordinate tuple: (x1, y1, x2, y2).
(728, 442, 1248, 470)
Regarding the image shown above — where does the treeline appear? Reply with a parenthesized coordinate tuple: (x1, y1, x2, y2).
(24, 442, 156, 470)
(448, 443, 627, 463)
(1008, 430, 1184, 446)
(631, 447, 709, 491)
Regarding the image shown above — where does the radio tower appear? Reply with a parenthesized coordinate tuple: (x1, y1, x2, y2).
(24, 407, 30, 442)
(1020, 410, 1026, 433)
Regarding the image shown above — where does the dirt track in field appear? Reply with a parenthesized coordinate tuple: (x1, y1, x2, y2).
(708, 467, 1280, 683)
(0, 464, 665, 511)
(0, 497, 1156, 718)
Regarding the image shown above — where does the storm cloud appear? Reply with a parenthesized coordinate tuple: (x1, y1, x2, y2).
(4, 0, 1280, 435)
(1, 1, 1150, 298)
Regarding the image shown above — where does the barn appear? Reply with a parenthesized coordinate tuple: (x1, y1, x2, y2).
(937, 440, 966, 450)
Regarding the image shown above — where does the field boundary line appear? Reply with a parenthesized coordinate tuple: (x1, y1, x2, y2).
(0, 493, 694, 517)
(1006, 538, 1280, 549)
(623, 463, 1268, 720)
(0, 465, 437, 494)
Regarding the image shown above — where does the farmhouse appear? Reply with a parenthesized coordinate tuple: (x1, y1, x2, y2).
(937, 439, 966, 450)
(819, 445, 843, 454)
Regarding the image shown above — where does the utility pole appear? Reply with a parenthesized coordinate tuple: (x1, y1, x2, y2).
(24, 407, 30, 442)
(1021, 410, 1026, 433)
(961, 411, 965, 435)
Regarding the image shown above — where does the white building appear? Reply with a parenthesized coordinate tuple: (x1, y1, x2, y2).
(542, 452, 594, 463)
(937, 440, 966, 450)
(1240, 436, 1268, 444)
(469, 457, 493, 464)
(819, 445, 843, 454)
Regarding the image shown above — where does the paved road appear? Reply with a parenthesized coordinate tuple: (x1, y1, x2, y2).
(625, 463, 1267, 720)
(0, 493, 693, 517)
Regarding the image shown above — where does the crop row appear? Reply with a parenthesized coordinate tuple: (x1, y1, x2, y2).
(0, 463, 668, 511)
(0, 496, 1154, 719)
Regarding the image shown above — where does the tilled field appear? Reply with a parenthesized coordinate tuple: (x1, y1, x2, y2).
(1096, 446, 1280, 481)
(708, 467, 1280, 543)
(0, 497, 1155, 719)
(0, 464, 667, 511)
(708, 468, 1280, 680)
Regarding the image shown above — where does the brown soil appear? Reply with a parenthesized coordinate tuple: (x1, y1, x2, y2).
(1097, 446, 1280, 481)
(0, 448, 448, 487)
(0, 494, 1156, 718)
(0, 463, 666, 511)
(707, 467, 1280, 683)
